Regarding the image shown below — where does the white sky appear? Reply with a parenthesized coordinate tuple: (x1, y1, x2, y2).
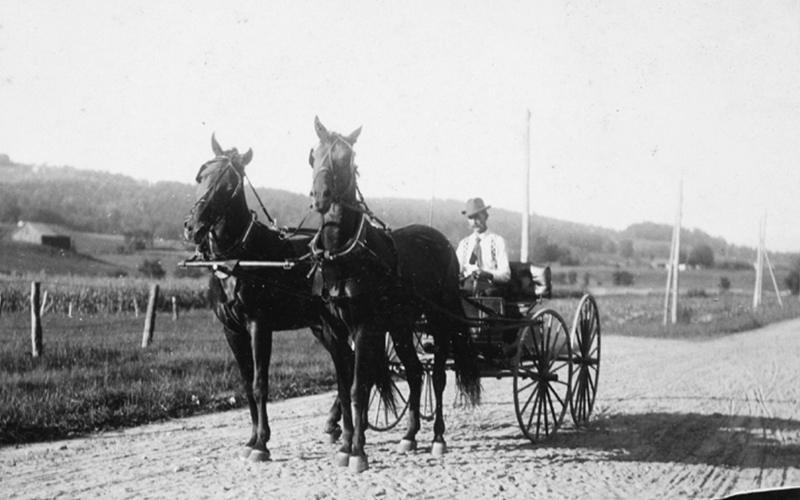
(1, 1, 799, 252)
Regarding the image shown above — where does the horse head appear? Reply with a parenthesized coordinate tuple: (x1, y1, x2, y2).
(183, 134, 253, 245)
(309, 116, 362, 214)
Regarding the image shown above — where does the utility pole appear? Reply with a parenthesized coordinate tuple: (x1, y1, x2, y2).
(521, 109, 531, 262)
(753, 212, 783, 310)
(663, 181, 682, 325)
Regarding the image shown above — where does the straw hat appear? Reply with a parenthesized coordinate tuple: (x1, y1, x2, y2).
(461, 198, 491, 217)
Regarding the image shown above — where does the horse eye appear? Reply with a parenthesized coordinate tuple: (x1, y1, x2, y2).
(308, 148, 314, 167)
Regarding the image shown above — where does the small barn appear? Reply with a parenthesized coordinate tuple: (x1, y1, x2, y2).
(11, 221, 72, 250)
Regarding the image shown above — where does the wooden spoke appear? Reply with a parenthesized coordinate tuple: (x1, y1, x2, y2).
(367, 333, 410, 431)
(513, 308, 572, 443)
(570, 294, 601, 426)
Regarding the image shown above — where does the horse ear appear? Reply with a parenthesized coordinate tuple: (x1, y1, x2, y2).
(314, 116, 330, 142)
(211, 133, 223, 156)
(346, 126, 362, 145)
(241, 148, 253, 167)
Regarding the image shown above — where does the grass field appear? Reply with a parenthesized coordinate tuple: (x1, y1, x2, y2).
(0, 310, 335, 446)
(555, 264, 786, 295)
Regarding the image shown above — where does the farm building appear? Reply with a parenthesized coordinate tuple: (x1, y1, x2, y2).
(11, 221, 72, 250)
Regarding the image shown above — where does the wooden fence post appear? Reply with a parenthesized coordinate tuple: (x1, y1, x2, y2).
(171, 296, 179, 321)
(68, 301, 74, 318)
(31, 282, 43, 357)
(40, 290, 49, 316)
(133, 297, 139, 318)
(141, 284, 159, 348)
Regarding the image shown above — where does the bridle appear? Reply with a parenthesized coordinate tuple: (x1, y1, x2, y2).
(309, 136, 395, 265)
(311, 135, 362, 209)
(188, 156, 256, 260)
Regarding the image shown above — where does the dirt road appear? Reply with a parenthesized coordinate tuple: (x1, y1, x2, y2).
(3, 318, 800, 499)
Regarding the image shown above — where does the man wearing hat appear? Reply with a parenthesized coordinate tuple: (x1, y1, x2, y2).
(456, 197, 511, 296)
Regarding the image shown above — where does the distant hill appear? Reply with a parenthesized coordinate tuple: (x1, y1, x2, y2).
(0, 156, 791, 274)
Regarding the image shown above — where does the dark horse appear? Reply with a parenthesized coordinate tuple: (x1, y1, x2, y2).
(308, 117, 481, 472)
(183, 135, 351, 462)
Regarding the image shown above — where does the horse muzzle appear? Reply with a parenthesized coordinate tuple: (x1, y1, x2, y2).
(183, 219, 207, 245)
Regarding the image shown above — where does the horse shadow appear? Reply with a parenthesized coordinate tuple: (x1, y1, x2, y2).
(481, 411, 800, 469)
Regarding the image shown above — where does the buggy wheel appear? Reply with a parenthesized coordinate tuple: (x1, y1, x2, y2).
(367, 333, 410, 431)
(570, 294, 601, 426)
(513, 308, 572, 443)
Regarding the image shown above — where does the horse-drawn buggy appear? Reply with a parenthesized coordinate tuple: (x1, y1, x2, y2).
(368, 263, 601, 444)
(182, 118, 600, 472)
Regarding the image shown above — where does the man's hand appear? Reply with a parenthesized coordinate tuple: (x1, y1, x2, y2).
(471, 270, 492, 281)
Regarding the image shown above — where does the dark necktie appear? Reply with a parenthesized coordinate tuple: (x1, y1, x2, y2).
(470, 237, 483, 268)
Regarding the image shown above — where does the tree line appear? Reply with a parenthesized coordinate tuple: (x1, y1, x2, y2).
(0, 158, 780, 267)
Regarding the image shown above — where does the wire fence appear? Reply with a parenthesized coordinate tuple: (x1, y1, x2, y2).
(0, 276, 210, 315)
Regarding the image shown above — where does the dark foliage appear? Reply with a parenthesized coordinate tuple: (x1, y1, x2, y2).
(688, 244, 715, 268)
(785, 258, 800, 295)
(619, 239, 635, 259)
(138, 259, 165, 279)
(613, 270, 635, 286)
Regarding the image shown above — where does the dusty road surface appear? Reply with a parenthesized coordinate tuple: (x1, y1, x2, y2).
(3, 318, 800, 499)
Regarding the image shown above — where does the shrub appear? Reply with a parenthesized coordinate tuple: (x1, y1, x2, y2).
(785, 258, 800, 295)
(138, 259, 165, 279)
(687, 288, 707, 298)
(677, 305, 694, 324)
(719, 276, 731, 291)
(612, 270, 634, 286)
(567, 271, 578, 285)
(688, 244, 715, 268)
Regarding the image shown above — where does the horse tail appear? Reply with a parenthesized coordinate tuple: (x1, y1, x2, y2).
(367, 333, 396, 415)
(449, 321, 482, 406)
(442, 240, 482, 406)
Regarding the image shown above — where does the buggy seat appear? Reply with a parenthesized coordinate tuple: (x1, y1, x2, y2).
(505, 262, 552, 302)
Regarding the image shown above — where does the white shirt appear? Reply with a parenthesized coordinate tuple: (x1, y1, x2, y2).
(456, 230, 511, 283)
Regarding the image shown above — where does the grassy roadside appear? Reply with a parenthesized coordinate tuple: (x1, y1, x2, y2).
(551, 291, 800, 339)
(0, 310, 335, 446)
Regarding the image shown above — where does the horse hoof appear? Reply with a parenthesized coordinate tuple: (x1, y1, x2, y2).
(432, 441, 447, 458)
(348, 454, 369, 473)
(327, 428, 342, 444)
(248, 450, 271, 462)
(397, 439, 417, 453)
(334, 451, 350, 467)
(237, 447, 253, 460)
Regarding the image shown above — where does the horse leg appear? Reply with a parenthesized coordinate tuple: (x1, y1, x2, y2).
(326, 324, 355, 466)
(310, 323, 343, 442)
(431, 321, 450, 457)
(348, 325, 382, 473)
(325, 396, 343, 443)
(389, 324, 423, 453)
(247, 319, 273, 462)
(223, 326, 258, 460)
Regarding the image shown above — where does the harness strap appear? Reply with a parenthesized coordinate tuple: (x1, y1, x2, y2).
(207, 210, 258, 260)
(310, 211, 368, 261)
(243, 170, 275, 225)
